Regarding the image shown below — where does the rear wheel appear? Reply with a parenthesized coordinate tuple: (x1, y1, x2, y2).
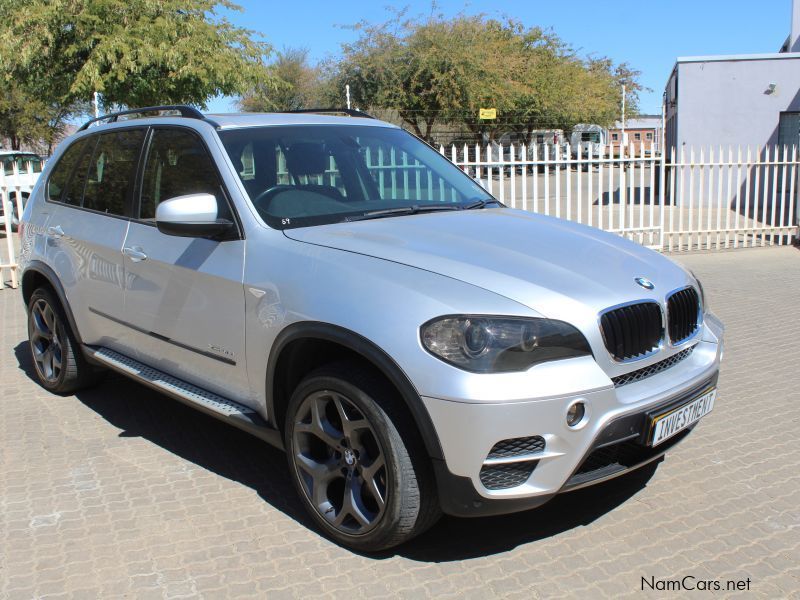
(27, 288, 101, 394)
(285, 362, 439, 551)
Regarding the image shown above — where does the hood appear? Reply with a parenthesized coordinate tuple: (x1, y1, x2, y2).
(283, 208, 692, 319)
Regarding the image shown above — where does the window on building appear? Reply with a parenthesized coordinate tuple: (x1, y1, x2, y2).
(778, 112, 800, 148)
(612, 133, 619, 141)
(646, 132, 653, 141)
(634, 133, 641, 141)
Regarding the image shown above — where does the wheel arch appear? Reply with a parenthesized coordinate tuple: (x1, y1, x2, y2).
(266, 321, 444, 460)
(21, 261, 83, 345)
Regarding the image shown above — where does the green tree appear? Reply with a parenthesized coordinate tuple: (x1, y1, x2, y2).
(329, 11, 645, 143)
(0, 0, 276, 147)
(0, 84, 71, 151)
(239, 47, 323, 112)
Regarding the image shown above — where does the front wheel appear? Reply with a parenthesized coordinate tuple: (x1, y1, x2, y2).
(285, 363, 439, 551)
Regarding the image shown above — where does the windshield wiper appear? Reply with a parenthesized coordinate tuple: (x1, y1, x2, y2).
(345, 204, 461, 222)
(461, 198, 501, 210)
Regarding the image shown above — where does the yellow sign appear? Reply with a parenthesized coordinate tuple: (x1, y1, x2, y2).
(479, 108, 497, 120)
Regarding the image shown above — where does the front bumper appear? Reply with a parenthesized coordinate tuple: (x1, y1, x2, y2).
(423, 315, 723, 517)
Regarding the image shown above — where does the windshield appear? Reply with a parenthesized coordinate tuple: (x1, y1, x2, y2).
(580, 132, 601, 143)
(3, 154, 43, 175)
(219, 125, 495, 229)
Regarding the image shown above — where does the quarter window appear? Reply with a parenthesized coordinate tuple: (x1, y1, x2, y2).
(139, 128, 229, 221)
(62, 138, 97, 207)
(82, 129, 145, 215)
(47, 139, 88, 202)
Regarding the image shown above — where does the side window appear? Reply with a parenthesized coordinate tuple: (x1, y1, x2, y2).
(82, 129, 145, 215)
(47, 139, 88, 202)
(62, 137, 97, 206)
(139, 128, 230, 221)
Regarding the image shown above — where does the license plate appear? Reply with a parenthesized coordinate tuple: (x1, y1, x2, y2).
(650, 388, 716, 447)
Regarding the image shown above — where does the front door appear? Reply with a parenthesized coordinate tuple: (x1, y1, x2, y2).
(121, 127, 250, 403)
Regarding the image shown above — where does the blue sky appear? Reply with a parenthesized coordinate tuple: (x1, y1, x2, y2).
(208, 0, 793, 116)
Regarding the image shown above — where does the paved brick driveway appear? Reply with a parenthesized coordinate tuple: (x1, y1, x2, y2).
(1, 246, 799, 599)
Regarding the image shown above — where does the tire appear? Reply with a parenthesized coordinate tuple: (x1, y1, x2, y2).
(27, 287, 102, 394)
(285, 361, 440, 551)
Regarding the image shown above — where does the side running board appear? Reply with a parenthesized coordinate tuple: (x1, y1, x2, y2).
(88, 346, 283, 449)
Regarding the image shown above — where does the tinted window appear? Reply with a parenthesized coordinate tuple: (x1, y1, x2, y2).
(82, 129, 145, 215)
(140, 128, 228, 221)
(47, 139, 88, 202)
(62, 137, 97, 206)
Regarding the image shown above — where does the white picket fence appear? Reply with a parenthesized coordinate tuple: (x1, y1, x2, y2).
(2, 141, 799, 290)
(440, 142, 800, 251)
(0, 160, 38, 289)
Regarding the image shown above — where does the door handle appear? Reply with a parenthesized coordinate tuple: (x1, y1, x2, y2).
(47, 225, 64, 238)
(122, 246, 148, 262)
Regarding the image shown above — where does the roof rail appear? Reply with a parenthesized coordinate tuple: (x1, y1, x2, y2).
(278, 108, 375, 119)
(78, 105, 205, 131)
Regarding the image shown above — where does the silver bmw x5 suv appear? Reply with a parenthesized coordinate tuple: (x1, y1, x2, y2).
(19, 106, 724, 551)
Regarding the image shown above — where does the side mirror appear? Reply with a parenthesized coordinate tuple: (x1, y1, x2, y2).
(155, 193, 236, 240)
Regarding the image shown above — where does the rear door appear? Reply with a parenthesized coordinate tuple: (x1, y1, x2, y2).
(45, 128, 146, 351)
(121, 127, 249, 402)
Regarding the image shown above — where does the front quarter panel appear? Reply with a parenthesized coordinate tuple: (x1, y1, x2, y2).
(242, 233, 614, 419)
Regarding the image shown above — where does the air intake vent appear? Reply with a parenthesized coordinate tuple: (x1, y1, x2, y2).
(611, 346, 695, 387)
(487, 436, 545, 459)
(600, 302, 663, 361)
(667, 287, 700, 344)
(479, 462, 538, 490)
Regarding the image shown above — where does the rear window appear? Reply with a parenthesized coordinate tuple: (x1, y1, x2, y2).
(1, 154, 43, 175)
(47, 139, 89, 202)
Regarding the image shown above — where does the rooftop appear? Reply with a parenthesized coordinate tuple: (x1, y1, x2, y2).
(676, 51, 800, 63)
(205, 112, 396, 130)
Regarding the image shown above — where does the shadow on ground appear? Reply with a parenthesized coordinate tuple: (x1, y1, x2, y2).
(14, 340, 658, 562)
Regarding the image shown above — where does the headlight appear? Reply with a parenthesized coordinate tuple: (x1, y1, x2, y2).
(689, 270, 707, 310)
(420, 315, 592, 373)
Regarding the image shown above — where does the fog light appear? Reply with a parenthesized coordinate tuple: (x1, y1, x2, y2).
(566, 402, 585, 427)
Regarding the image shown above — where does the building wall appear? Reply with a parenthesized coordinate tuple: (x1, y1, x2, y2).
(664, 55, 800, 207)
(671, 56, 800, 151)
(608, 128, 658, 153)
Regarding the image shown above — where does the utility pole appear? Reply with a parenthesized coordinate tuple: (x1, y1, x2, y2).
(621, 84, 626, 146)
(345, 84, 351, 110)
(93, 92, 100, 118)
